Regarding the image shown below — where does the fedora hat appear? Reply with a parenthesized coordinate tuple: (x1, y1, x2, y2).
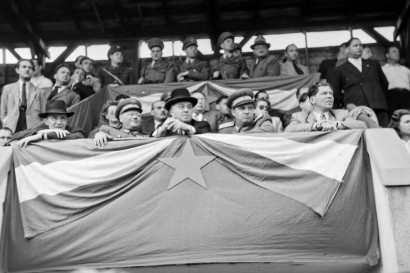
(39, 100, 74, 118)
(250, 35, 271, 50)
(164, 88, 198, 110)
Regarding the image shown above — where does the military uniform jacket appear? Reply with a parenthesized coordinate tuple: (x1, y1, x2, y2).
(100, 124, 148, 138)
(97, 65, 135, 86)
(141, 59, 176, 84)
(216, 55, 249, 80)
(218, 121, 264, 134)
(42, 87, 81, 108)
(178, 59, 210, 81)
(249, 55, 280, 78)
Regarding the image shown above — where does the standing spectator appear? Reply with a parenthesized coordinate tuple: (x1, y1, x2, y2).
(177, 37, 210, 82)
(362, 47, 373, 60)
(1, 59, 45, 133)
(317, 43, 348, 83)
(140, 100, 169, 135)
(382, 45, 410, 115)
(97, 45, 134, 87)
(30, 59, 53, 89)
(43, 63, 81, 108)
(248, 35, 280, 78)
(331, 38, 389, 127)
(389, 109, 410, 153)
(191, 91, 219, 132)
(138, 38, 176, 84)
(0, 127, 13, 146)
(280, 44, 309, 76)
(213, 32, 249, 80)
(80, 57, 102, 92)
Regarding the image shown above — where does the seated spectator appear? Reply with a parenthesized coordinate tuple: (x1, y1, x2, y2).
(30, 59, 53, 89)
(44, 63, 81, 108)
(285, 83, 367, 132)
(231, 43, 242, 58)
(362, 47, 373, 60)
(191, 91, 219, 132)
(254, 99, 283, 132)
(80, 57, 102, 92)
(97, 45, 134, 87)
(138, 38, 176, 84)
(215, 95, 233, 127)
(71, 68, 95, 100)
(12, 100, 84, 147)
(280, 44, 309, 76)
(88, 100, 120, 138)
(282, 86, 312, 128)
(382, 45, 410, 115)
(218, 89, 264, 134)
(213, 32, 249, 80)
(254, 90, 269, 101)
(74, 55, 86, 69)
(317, 42, 348, 83)
(389, 109, 410, 153)
(0, 127, 13, 146)
(140, 100, 168, 135)
(115, 94, 130, 101)
(94, 98, 147, 146)
(152, 88, 211, 137)
(177, 37, 210, 82)
(249, 35, 280, 78)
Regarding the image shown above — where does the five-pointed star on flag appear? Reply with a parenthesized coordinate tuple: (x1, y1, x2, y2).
(158, 139, 216, 190)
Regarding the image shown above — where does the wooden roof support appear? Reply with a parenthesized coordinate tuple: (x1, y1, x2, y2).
(91, 0, 106, 33)
(239, 34, 253, 49)
(5, 46, 22, 61)
(45, 43, 78, 76)
(0, 0, 49, 58)
(361, 25, 391, 48)
(204, 0, 221, 57)
(394, 0, 410, 39)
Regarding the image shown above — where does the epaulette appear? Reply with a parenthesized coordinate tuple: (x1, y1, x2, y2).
(219, 122, 235, 130)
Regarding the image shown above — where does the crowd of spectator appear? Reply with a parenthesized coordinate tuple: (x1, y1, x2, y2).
(0, 32, 410, 151)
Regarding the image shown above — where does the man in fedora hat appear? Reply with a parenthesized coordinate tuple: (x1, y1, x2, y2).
(213, 31, 249, 80)
(96, 45, 135, 87)
(138, 38, 176, 84)
(12, 100, 84, 147)
(152, 88, 211, 137)
(176, 36, 210, 82)
(93, 98, 148, 146)
(249, 35, 280, 78)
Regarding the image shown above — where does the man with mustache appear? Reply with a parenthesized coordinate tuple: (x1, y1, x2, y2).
(141, 100, 169, 135)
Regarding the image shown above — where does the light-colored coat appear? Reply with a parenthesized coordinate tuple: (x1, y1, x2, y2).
(1, 82, 46, 132)
(279, 60, 309, 77)
(284, 109, 367, 132)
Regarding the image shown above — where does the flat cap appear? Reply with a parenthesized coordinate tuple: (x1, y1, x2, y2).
(115, 98, 143, 119)
(217, 32, 234, 49)
(147, 38, 164, 50)
(227, 89, 255, 109)
(182, 36, 198, 51)
(107, 45, 123, 58)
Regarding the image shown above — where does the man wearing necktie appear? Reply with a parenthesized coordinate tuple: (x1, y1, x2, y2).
(330, 38, 389, 127)
(1, 59, 45, 133)
(191, 91, 220, 132)
(177, 37, 210, 82)
(248, 35, 280, 78)
(285, 83, 367, 132)
(140, 100, 169, 135)
(279, 44, 310, 77)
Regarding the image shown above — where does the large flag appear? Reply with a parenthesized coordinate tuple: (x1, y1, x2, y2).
(2, 130, 379, 272)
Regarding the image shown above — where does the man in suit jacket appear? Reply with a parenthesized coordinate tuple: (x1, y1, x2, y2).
(248, 35, 280, 78)
(1, 59, 46, 133)
(43, 63, 81, 109)
(330, 38, 389, 127)
(317, 42, 348, 83)
(191, 91, 220, 132)
(141, 100, 168, 135)
(285, 83, 366, 132)
(153, 88, 211, 137)
(279, 44, 309, 77)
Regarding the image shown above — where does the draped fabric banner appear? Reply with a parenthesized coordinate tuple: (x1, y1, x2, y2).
(1, 130, 379, 272)
(67, 74, 320, 136)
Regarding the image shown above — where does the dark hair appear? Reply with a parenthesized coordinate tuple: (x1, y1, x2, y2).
(299, 93, 309, 103)
(285, 44, 297, 52)
(340, 42, 348, 48)
(73, 67, 86, 74)
(15, 59, 34, 69)
(115, 94, 130, 101)
(80, 57, 94, 64)
(254, 90, 268, 100)
(75, 55, 86, 64)
(308, 82, 331, 98)
(54, 63, 71, 75)
(255, 98, 271, 109)
(99, 100, 118, 126)
(296, 86, 309, 100)
(216, 95, 228, 105)
(389, 109, 410, 137)
(151, 100, 165, 110)
(346, 38, 361, 47)
(0, 127, 13, 134)
(385, 45, 400, 56)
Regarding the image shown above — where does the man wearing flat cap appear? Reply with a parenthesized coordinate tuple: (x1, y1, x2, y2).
(218, 89, 264, 134)
(138, 38, 176, 84)
(249, 35, 280, 78)
(97, 45, 135, 87)
(213, 32, 249, 80)
(176, 37, 210, 82)
(152, 88, 211, 137)
(12, 100, 84, 147)
(94, 98, 147, 146)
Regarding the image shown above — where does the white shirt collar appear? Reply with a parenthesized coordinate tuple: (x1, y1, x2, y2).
(312, 111, 329, 121)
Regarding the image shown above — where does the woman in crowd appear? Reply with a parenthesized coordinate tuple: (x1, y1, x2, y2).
(254, 98, 283, 133)
(88, 100, 120, 138)
(389, 109, 410, 153)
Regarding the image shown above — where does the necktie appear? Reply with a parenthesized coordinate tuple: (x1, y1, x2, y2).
(151, 60, 156, 68)
(156, 123, 163, 129)
(21, 82, 27, 109)
(321, 113, 327, 120)
(48, 86, 59, 101)
(292, 61, 304, 75)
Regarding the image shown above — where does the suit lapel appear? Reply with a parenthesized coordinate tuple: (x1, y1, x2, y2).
(27, 83, 36, 108)
(12, 82, 20, 106)
(306, 112, 317, 123)
(52, 87, 69, 100)
(361, 59, 371, 79)
(343, 61, 362, 78)
(328, 110, 337, 121)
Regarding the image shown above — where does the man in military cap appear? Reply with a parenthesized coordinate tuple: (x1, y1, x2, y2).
(94, 98, 147, 146)
(138, 38, 176, 84)
(176, 37, 210, 82)
(153, 88, 211, 137)
(218, 89, 264, 134)
(96, 45, 135, 87)
(249, 35, 280, 78)
(213, 32, 249, 80)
